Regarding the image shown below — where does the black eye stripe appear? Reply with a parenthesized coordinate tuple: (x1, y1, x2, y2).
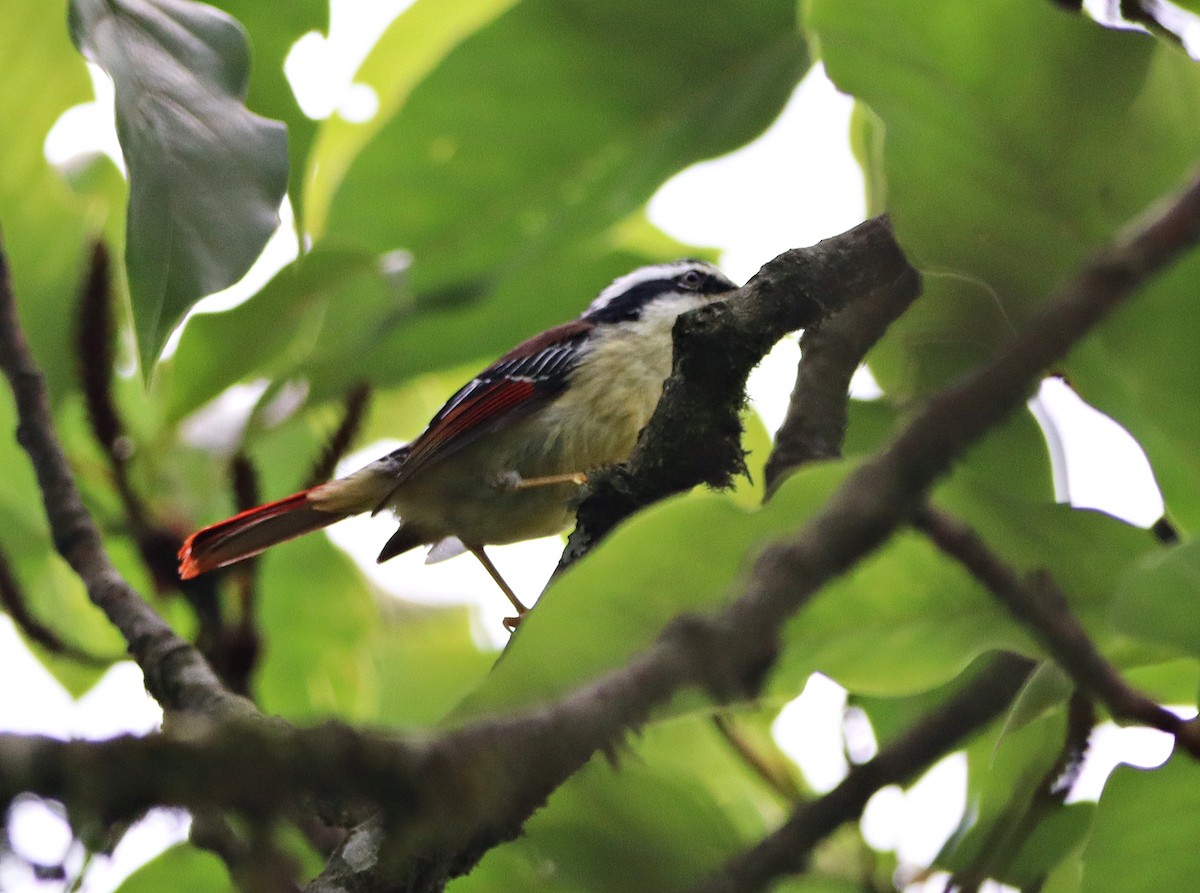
(585, 279, 675, 323)
(584, 266, 736, 323)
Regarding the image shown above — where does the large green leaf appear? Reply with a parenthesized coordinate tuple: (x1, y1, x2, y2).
(304, 0, 518, 237)
(806, 0, 1200, 528)
(940, 708, 1092, 888)
(449, 419, 1144, 723)
(448, 460, 846, 723)
(452, 715, 772, 893)
(371, 606, 497, 729)
(69, 0, 289, 372)
(1081, 754, 1200, 891)
(160, 246, 388, 422)
(304, 0, 807, 389)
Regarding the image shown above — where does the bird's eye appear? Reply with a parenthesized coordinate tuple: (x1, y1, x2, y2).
(678, 269, 706, 290)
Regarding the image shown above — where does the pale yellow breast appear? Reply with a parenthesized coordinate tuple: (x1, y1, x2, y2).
(533, 293, 706, 473)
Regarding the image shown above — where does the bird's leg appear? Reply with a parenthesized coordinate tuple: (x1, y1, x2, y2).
(501, 471, 589, 490)
(468, 544, 528, 630)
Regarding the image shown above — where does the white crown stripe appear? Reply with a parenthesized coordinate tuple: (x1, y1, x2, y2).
(586, 260, 724, 315)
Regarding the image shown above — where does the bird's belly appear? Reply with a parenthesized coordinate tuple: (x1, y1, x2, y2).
(386, 424, 587, 546)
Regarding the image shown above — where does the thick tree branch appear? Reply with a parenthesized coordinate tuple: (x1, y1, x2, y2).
(916, 506, 1200, 753)
(0, 233, 250, 719)
(686, 653, 1035, 893)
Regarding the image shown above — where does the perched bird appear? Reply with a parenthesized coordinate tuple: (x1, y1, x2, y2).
(178, 260, 739, 626)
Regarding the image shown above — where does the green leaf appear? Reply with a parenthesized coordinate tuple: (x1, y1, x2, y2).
(69, 0, 289, 372)
(161, 246, 387, 422)
(940, 708, 1086, 887)
(448, 461, 846, 723)
(114, 842, 231, 893)
(453, 714, 770, 893)
(448, 409, 1140, 722)
(1081, 754, 1200, 892)
(304, 0, 519, 237)
(1111, 540, 1200, 659)
(775, 472, 1148, 697)
(806, 0, 1200, 529)
(0, 0, 103, 398)
(372, 606, 497, 728)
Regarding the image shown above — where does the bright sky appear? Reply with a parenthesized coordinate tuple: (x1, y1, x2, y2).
(2, 4, 1181, 891)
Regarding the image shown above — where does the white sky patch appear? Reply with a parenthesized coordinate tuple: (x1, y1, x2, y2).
(771, 673, 849, 793)
(43, 64, 122, 171)
(1033, 378, 1165, 526)
(1067, 713, 1188, 803)
(284, 0, 416, 120)
(861, 753, 968, 867)
(649, 64, 866, 285)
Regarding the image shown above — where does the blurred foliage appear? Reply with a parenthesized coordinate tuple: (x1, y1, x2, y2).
(1, 0, 1199, 890)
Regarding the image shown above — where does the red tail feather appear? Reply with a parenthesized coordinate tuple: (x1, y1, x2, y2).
(178, 489, 342, 579)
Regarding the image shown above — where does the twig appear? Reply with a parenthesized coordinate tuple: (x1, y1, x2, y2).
(763, 265, 921, 494)
(190, 811, 304, 893)
(304, 382, 371, 490)
(686, 654, 1036, 893)
(75, 241, 150, 532)
(712, 714, 804, 803)
(0, 230, 251, 718)
(915, 506, 1200, 754)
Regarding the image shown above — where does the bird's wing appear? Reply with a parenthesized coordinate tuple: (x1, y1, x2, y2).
(376, 319, 592, 504)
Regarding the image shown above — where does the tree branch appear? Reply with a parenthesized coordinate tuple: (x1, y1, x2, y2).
(915, 506, 1200, 753)
(762, 265, 921, 493)
(0, 232, 250, 719)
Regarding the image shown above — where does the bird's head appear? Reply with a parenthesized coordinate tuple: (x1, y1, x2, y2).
(582, 260, 738, 325)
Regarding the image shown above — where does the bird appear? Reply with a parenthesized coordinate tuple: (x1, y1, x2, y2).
(178, 259, 739, 627)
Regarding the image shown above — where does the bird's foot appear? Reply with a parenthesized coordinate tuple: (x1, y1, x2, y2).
(502, 612, 525, 632)
(498, 471, 588, 491)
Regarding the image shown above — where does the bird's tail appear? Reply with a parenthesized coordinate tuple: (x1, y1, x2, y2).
(178, 489, 346, 579)
(178, 454, 405, 580)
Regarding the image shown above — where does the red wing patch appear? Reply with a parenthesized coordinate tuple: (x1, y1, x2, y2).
(395, 377, 539, 484)
(376, 320, 592, 503)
